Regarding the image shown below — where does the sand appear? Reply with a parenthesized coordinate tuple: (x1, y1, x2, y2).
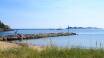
(0, 41, 19, 50)
(0, 41, 44, 51)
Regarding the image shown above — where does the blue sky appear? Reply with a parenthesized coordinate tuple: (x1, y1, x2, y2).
(0, 0, 104, 28)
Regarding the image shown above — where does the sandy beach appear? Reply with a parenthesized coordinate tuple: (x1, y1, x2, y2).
(0, 41, 44, 51)
(0, 41, 19, 50)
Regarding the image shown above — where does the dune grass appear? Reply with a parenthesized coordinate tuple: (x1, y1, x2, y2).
(0, 46, 104, 58)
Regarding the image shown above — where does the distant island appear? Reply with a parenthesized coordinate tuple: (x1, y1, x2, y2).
(66, 26, 100, 29)
(0, 20, 10, 31)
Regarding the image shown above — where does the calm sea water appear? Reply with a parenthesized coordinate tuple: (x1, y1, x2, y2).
(1, 29, 104, 48)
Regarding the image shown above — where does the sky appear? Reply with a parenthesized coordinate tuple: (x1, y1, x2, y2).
(0, 0, 104, 29)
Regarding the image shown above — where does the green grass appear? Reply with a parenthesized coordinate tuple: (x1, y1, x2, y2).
(0, 47, 104, 58)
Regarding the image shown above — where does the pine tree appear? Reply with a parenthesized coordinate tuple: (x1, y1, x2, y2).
(0, 20, 10, 31)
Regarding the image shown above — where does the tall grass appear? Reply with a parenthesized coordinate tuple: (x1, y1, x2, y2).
(0, 46, 104, 58)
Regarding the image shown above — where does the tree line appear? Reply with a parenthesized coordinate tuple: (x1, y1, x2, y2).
(0, 20, 10, 31)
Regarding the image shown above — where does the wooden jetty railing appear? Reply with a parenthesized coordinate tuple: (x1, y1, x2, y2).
(0, 32, 77, 41)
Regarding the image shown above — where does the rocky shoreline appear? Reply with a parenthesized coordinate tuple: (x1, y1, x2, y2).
(0, 32, 77, 41)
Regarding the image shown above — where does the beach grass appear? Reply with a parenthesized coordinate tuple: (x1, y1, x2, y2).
(0, 46, 104, 58)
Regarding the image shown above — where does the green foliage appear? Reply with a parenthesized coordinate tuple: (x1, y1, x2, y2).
(0, 47, 104, 58)
(0, 20, 10, 31)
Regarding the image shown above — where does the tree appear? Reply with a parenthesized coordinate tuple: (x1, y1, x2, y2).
(0, 20, 10, 31)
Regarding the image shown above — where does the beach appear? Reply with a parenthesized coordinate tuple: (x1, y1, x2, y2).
(0, 41, 19, 50)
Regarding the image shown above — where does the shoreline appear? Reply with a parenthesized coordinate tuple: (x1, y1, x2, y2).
(0, 32, 77, 51)
(0, 41, 45, 51)
(0, 32, 77, 41)
(1, 40, 104, 58)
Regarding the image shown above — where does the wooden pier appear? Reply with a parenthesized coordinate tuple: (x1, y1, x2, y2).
(0, 32, 77, 41)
